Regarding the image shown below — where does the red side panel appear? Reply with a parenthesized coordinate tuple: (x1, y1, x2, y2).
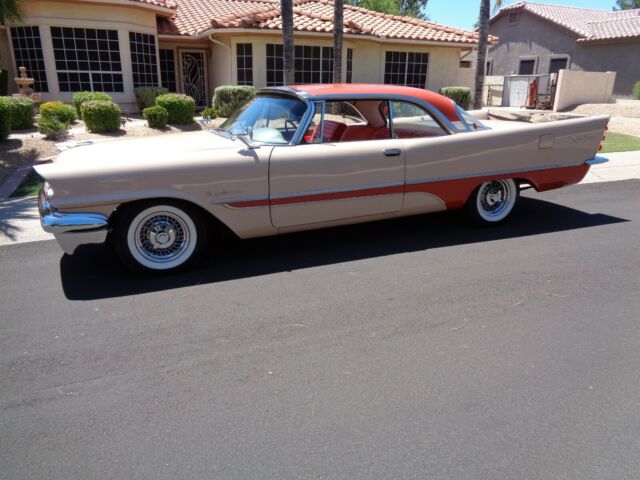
(407, 164, 590, 209)
(226, 164, 590, 209)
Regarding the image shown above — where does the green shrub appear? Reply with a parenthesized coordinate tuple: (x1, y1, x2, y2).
(143, 105, 168, 129)
(9, 98, 34, 130)
(0, 69, 8, 96)
(155, 93, 195, 124)
(134, 86, 169, 110)
(633, 81, 640, 100)
(212, 85, 256, 117)
(200, 106, 217, 120)
(72, 91, 112, 117)
(0, 97, 11, 140)
(40, 101, 76, 123)
(81, 100, 121, 133)
(440, 87, 472, 110)
(38, 116, 69, 140)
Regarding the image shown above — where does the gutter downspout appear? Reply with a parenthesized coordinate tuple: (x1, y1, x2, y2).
(209, 33, 232, 86)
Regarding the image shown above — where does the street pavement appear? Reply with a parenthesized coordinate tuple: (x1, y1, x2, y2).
(1, 180, 639, 480)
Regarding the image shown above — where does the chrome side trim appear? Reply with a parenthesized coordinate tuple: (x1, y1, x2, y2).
(271, 180, 403, 201)
(585, 156, 608, 165)
(212, 194, 269, 206)
(217, 160, 589, 208)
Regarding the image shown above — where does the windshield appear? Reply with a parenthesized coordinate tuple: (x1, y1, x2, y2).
(220, 95, 308, 144)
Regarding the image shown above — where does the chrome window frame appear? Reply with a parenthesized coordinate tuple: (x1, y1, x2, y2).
(256, 88, 475, 146)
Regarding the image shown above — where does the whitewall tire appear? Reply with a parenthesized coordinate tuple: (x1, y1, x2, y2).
(467, 179, 519, 224)
(114, 201, 207, 273)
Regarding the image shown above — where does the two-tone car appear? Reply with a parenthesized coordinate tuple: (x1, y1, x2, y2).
(36, 84, 609, 273)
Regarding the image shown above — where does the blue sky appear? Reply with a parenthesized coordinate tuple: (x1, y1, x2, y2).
(427, 0, 618, 31)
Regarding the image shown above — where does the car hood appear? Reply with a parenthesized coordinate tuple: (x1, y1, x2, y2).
(36, 130, 241, 180)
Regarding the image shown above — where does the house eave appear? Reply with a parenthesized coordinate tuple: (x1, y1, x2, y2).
(159, 27, 480, 48)
(73, 0, 176, 16)
(577, 35, 640, 44)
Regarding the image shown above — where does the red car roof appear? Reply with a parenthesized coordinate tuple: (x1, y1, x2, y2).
(289, 83, 460, 122)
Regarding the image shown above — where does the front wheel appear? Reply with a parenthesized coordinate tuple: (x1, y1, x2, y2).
(466, 179, 519, 224)
(113, 201, 208, 273)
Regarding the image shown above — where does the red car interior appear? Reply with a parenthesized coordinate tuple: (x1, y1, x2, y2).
(340, 125, 391, 141)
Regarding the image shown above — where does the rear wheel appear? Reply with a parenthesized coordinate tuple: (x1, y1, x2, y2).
(466, 179, 519, 224)
(113, 201, 208, 273)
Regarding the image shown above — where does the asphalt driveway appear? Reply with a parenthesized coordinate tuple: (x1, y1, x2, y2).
(1, 180, 639, 479)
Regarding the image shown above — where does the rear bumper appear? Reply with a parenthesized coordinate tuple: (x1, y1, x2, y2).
(38, 190, 109, 255)
(585, 156, 609, 166)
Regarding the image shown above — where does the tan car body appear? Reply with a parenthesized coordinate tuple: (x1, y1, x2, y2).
(35, 85, 608, 257)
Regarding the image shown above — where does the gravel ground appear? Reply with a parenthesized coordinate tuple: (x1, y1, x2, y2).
(566, 102, 640, 136)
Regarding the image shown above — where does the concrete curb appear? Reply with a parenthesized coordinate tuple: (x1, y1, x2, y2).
(0, 166, 34, 199)
(0, 157, 55, 199)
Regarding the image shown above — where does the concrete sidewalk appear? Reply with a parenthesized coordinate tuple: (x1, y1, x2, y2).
(1, 151, 638, 248)
(581, 151, 640, 183)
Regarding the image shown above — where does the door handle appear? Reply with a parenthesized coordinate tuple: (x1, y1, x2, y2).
(383, 148, 402, 157)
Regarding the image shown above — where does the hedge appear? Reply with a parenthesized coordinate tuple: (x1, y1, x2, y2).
(135, 86, 169, 110)
(155, 93, 195, 124)
(38, 116, 68, 140)
(212, 85, 256, 117)
(633, 81, 640, 100)
(72, 91, 112, 117)
(80, 100, 121, 133)
(0, 97, 11, 140)
(143, 105, 168, 129)
(0, 69, 8, 96)
(440, 87, 472, 110)
(40, 101, 76, 123)
(9, 97, 34, 130)
(200, 106, 217, 120)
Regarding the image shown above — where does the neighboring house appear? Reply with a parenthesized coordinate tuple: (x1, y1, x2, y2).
(488, 2, 640, 96)
(0, 0, 482, 111)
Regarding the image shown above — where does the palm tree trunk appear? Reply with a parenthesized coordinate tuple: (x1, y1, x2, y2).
(333, 0, 344, 84)
(473, 0, 491, 109)
(281, 0, 295, 85)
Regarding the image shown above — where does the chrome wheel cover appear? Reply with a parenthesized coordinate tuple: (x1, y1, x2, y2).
(127, 205, 197, 270)
(476, 179, 517, 222)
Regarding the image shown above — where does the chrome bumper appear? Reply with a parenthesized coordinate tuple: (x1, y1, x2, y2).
(38, 190, 109, 255)
(585, 156, 609, 166)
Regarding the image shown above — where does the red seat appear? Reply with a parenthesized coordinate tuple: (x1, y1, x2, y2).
(305, 120, 347, 143)
(340, 125, 390, 142)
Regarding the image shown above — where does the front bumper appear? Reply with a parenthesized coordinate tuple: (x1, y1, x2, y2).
(38, 189, 109, 255)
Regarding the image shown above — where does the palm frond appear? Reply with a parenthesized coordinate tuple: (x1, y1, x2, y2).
(0, 0, 25, 24)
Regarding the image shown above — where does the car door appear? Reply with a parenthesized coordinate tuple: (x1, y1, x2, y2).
(269, 100, 405, 229)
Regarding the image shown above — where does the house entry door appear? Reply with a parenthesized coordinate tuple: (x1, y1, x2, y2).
(180, 51, 208, 108)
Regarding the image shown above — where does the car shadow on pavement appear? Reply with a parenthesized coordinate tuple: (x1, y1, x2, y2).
(60, 196, 628, 300)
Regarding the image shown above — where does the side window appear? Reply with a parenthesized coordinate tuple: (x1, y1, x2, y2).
(390, 101, 448, 138)
(304, 100, 391, 143)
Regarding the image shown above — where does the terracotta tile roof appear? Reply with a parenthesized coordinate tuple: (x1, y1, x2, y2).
(158, 0, 484, 45)
(495, 1, 640, 42)
(130, 0, 177, 9)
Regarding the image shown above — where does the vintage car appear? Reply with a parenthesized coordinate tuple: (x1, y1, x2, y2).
(36, 84, 609, 273)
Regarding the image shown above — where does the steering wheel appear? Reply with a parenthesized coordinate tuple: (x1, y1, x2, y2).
(284, 119, 298, 134)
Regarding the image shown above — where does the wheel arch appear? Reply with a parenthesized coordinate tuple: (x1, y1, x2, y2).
(109, 196, 238, 240)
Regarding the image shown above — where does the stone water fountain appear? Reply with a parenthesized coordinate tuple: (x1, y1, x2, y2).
(13, 66, 41, 103)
